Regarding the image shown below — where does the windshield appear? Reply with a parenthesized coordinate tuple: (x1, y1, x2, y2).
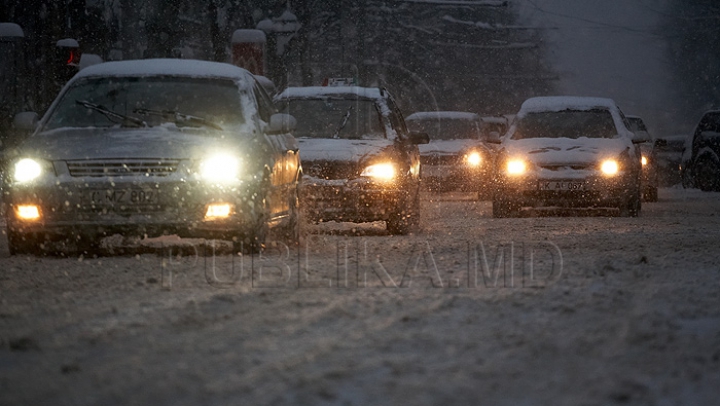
(277, 99, 385, 139)
(512, 109, 618, 140)
(407, 118, 480, 140)
(44, 76, 243, 130)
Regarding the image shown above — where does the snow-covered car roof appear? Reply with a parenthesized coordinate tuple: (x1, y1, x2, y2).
(406, 111, 480, 121)
(518, 96, 619, 115)
(275, 86, 385, 101)
(73, 59, 254, 85)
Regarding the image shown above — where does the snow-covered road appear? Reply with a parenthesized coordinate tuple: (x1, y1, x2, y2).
(2, 187, 719, 405)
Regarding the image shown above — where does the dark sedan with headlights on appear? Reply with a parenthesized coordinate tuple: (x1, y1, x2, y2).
(405, 111, 496, 199)
(490, 96, 647, 217)
(274, 85, 428, 235)
(2, 59, 301, 255)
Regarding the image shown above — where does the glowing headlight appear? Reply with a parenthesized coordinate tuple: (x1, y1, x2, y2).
(361, 163, 396, 181)
(14, 158, 44, 183)
(200, 154, 241, 183)
(641, 156, 648, 166)
(465, 152, 482, 167)
(506, 159, 527, 175)
(601, 159, 619, 176)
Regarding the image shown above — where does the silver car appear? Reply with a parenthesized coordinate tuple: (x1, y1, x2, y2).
(2, 59, 301, 255)
(491, 96, 648, 217)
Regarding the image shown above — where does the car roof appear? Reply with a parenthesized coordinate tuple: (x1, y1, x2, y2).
(73, 59, 254, 85)
(275, 86, 386, 101)
(519, 96, 618, 114)
(406, 111, 480, 121)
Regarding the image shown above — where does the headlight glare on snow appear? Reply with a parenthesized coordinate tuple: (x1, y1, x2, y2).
(506, 159, 527, 176)
(361, 163, 397, 181)
(601, 159, 619, 176)
(14, 158, 45, 183)
(200, 154, 241, 183)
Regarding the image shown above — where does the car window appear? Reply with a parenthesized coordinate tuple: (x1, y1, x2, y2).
(276, 98, 384, 139)
(512, 109, 618, 140)
(44, 76, 244, 130)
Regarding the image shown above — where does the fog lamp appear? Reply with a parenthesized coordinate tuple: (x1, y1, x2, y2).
(16, 205, 41, 221)
(205, 203, 232, 219)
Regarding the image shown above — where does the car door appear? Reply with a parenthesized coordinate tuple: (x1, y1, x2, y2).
(386, 96, 421, 182)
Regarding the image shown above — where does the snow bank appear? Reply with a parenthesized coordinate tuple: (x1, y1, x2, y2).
(231, 29, 266, 44)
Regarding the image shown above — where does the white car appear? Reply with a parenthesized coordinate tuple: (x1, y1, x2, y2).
(491, 96, 648, 217)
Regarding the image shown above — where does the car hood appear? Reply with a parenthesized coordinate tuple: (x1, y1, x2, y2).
(297, 138, 394, 163)
(419, 139, 486, 156)
(17, 127, 245, 160)
(504, 137, 633, 165)
(297, 138, 395, 181)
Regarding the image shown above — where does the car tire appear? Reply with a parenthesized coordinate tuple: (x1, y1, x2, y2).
(619, 188, 641, 217)
(694, 157, 720, 191)
(643, 185, 658, 202)
(7, 229, 39, 255)
(279, 188, 301, 247)
(233, 217, 269, 255)
(75, 234, 102, 257)
(386, 188, 420, 235)
(492, 194, 519, 218)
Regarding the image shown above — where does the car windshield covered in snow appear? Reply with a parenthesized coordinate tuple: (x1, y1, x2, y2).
(277, 99, 384, 140)
(407, 117, 480, 141)
(511, 109, 618, 140)
(43, 76, 244, 130)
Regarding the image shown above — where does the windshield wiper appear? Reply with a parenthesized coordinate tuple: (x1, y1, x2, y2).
(332, 105, 354, 139)
(134, 108, 223, 131)
(76, 100, 147, 127)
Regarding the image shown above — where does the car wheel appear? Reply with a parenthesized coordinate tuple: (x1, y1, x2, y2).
(643, 185, 658, 202)
(7, 229, 39, 255)
(233, 216, 269, 255)
(74, 234, 102, 257)
(694, 157, 720, 191)
(386, 189, 420, 235)
(619, 188, 641, 217)
(492, 194, 519, 218)
(279, 188, 301, 246)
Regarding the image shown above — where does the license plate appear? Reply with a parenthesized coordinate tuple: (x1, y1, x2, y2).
(537, 181, 588, 191)
(84, 189, 157, 206)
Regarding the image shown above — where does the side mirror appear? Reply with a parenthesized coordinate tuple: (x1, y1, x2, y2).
(654, 138, 667, 148)
(631, 131, 650, 144)
(408, 131, 429, 145)
(268, 113, 297, 134)
(486, 131, 502, 144)
(13, 112, 40, 132)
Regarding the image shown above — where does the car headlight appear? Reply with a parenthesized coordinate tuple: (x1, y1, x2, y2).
(200, 154, 241, 183)
(465, 151, 482, 167)
(14, 158, 47, 183)
(506, 159, 527, 176)
(601, 159, 619, 176)
(641, 155, 648, 166)
(361, 163, 396, 181)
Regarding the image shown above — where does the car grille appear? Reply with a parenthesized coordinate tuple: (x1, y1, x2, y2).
(421, 154, 458, 165)
(538, 164, 592, 171)
(303, 160, 357, 180)
(67, 159, 181, 177)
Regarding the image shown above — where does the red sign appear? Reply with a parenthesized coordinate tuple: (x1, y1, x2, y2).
(232, 42, 264, 76)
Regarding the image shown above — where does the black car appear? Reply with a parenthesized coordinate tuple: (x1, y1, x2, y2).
(274, 85, 428, 234)
(680, 110, 720, 191)
(2, 59, 301, 255)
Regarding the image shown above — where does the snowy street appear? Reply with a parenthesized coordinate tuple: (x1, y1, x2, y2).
(2, 187, 720, 405)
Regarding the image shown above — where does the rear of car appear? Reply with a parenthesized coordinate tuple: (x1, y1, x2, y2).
(3, 59, 301, 255)
(274, 86, 425, 234)
(492, 96, 643, 217)
(406, 111, 495, 198)
(680, 110, 720, 191)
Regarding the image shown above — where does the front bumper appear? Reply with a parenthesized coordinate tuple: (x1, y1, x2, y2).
(422, 164, 492, 192)
(301, 177, 411, 223)
(496, 171, 637, 208)
(4, 175, 266, 239)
